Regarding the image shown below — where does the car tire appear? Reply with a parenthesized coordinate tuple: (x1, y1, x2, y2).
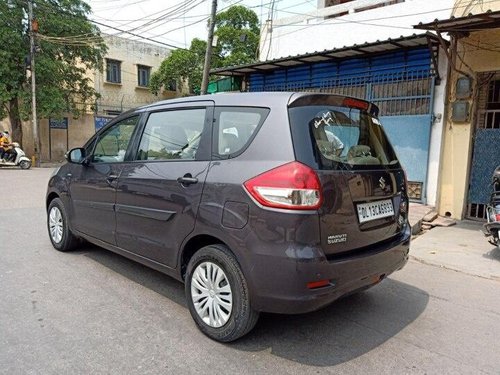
(185, 244, 259, 342)
(47, 198, 79, 252)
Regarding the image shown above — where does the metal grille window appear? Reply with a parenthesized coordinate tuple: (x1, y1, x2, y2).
(254, 70, 432, 117)
(106, 59, 121, 83)
(485, 79, 500, 129)
(137, 65, 151, 87)
(467, 73, 500, 220)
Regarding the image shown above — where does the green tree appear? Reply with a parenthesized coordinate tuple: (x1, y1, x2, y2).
(150, 5, 259, 95)
(0, 0, 106, 144)
(150, 38, 209, 96)
(215, 5, 259, 67)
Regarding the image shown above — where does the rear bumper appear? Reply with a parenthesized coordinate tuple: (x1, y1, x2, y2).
(248, 224, 411, 314)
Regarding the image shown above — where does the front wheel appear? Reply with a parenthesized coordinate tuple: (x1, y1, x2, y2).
(47, 198, 79, 251)
(185, 244, 259, 342)
(19, 159, 31, 169)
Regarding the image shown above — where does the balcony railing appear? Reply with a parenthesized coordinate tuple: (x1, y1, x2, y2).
(274, 0, 404, 26)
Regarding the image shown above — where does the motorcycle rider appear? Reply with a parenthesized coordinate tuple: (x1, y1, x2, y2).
(0, 131, 12, 161)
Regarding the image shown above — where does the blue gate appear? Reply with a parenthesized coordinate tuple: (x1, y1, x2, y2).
(369, 72, 435, 202)
(467, 76, 500, 219)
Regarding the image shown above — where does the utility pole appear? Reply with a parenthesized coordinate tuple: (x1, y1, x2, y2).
(28, 0, 40, 167)
(200, 0, 217, 95)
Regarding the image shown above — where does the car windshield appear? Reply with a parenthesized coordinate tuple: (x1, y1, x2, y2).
(289, 104, 400, 170)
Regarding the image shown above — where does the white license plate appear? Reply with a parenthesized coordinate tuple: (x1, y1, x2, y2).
(357, 199, 394, 223)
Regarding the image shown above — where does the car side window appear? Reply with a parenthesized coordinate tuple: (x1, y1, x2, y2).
(136, 108, 207, 161)
(92, 116, 138, 163)
(214, 107, 270, 158)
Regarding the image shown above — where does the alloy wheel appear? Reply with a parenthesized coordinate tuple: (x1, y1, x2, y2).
(190, 261, 233, 328)
(49, 206, 63, 244)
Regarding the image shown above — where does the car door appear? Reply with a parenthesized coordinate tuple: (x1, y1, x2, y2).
(69, 115, 140, 244)
(114, 103, 213, 267)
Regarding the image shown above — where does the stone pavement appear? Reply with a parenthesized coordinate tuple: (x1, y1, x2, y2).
(410, 219, 500, 281)
(408, 203, 435, 235)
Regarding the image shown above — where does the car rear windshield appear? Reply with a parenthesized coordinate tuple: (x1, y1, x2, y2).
(289, 99, 399, 170)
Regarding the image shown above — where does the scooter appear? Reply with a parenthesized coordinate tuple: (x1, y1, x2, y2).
(483, 166, 500, 247)
(0, 142, 32, 169)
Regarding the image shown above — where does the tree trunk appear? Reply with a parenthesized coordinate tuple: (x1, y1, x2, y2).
(8, 98, 23, 146)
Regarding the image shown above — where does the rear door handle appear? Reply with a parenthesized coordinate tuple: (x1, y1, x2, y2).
(177, 174, 198, 186)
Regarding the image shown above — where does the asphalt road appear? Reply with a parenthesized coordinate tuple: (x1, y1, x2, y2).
(1, 167, 499, 374)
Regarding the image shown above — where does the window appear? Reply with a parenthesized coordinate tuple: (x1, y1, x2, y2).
(167, 80, 177, 92)
(325, 0, 354, 6)
(137, 109, 207, 161)
(137, 65, 151, 87)
(485, 79, 500, 129)
(323, 0, 404, 17)
(106, 59, 121, 83)
(289, 104, 399, 170)
(214, 107, 269, 157)
(92, 116, 138, 163)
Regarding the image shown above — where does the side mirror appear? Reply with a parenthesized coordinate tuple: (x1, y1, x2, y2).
(66, 147, 86, 164)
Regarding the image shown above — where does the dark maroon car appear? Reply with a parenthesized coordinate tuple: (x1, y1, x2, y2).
(46, 92, 410, 342)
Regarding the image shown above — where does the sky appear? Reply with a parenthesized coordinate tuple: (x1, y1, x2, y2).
(86, 0, 318, 50)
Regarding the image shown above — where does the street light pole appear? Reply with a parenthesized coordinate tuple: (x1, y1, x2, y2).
(200, 0, 217, 95)
(28, 0, 40, 166)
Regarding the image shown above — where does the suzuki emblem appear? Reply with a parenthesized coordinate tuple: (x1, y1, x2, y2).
(379, 177, 386, 190)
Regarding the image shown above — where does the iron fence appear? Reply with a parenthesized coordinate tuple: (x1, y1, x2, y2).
(250, 69, 434, 117)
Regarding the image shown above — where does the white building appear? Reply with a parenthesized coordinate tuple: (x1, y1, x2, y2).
(261, 0, 454, 60)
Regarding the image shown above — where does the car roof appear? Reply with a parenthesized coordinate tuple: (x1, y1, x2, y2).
(111, 92, 377, 127)
(139, 92, 297, 111)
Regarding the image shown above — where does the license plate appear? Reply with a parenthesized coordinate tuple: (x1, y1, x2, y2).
(357, 199, 394, 223)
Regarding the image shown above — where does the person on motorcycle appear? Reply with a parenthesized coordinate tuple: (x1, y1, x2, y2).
(0, 131, 11, 161)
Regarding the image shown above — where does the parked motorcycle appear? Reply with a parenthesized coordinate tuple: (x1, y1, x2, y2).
(0, 142, 32, 169)
(483, 166, 500, 247)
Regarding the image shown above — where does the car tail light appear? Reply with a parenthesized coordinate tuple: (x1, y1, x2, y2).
(244, 161, 323, 210)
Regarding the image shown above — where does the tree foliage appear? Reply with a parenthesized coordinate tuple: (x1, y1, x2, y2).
(215, 5, 259, 67)
(0, 0, 106, 143)
(150, 5, 259, 95)
(149, 38, 209, 96)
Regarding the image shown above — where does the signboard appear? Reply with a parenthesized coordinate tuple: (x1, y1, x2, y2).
(94, 116, 112, 132)
(49, 117, 68, 129)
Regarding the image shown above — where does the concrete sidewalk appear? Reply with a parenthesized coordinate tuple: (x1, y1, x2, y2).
(410, 220, 500, 281)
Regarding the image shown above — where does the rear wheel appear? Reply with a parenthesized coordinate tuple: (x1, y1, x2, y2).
(47, 198, 78, 252)
(185, 244, 259, 342)
(19, 160, 31, 169)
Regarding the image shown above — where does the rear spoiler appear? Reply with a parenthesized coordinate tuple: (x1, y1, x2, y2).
(288, 93, 379, 117)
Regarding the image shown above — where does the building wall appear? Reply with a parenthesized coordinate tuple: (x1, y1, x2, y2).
(426, 47, 448, 206)
(451, 0, 495, 17)
(95, 35, 174, 115)
(260, 0, 454, 60)
(0, 119, 10, 134)
(4, 35, 176, 160)
(437, 27, 500, 218)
